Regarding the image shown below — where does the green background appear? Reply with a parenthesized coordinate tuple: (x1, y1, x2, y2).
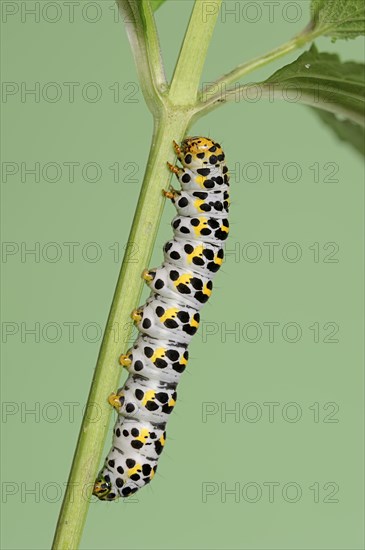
(1, 1, 364, 549)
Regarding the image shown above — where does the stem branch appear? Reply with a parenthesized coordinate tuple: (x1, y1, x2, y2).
(196, 26, 323, 114)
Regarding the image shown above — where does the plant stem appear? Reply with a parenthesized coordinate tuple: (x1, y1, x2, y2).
(52, 111, 189, 550)
(169, 0, 222, 104)
(117, 0, 167, 115)
(196, 27, 320, 113)
(209, 38, 301, 89)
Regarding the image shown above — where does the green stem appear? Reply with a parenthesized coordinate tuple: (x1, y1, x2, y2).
(52, 112, 189, 550)
(52, 1, 222, 548)
(196, 26, 321, 113)
(117, 0, 167, 116)
(210, 37, 302, 89)
(169, 0, 222, 104)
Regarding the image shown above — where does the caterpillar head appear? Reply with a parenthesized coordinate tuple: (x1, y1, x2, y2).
(93, 473, 114, 501)
(180, 136, 225, 170)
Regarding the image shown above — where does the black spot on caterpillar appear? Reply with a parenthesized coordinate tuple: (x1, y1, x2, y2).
(93, 136, 230, 500)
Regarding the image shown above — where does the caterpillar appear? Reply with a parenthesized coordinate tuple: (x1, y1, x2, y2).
(93, 136, 229, 500)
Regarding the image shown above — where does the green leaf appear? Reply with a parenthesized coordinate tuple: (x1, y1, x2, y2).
(262, 45, 365, 126)
(311, 108, 365, 155)
(310, 0, 365, 40)
(150, 0, 167, 11)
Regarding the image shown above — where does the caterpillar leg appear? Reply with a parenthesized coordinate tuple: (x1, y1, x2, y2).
(142, 268, 154, 282)
(162, 188, 178, 200)
(119, 353, 132, 367)
(173, 139, 182, 157)
(93, 475, 112, 499)
(166, 161, 182, 176)
(131, 308, 143, 323)
(108, 392, 122, 410)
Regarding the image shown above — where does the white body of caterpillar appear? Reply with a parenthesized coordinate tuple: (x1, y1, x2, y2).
(93, 136, 229, 500)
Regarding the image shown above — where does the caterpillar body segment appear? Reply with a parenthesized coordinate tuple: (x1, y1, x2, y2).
(169, 189, 230, 218)
(132, 294, 200, 344)
(111, 375, 178, 423)
(171, 214, 229, 243)
(144, 264, 213, 309)
(122, 334, 188, 384)
(163, 238, 224, 277)
(94, 136, 229, 500)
